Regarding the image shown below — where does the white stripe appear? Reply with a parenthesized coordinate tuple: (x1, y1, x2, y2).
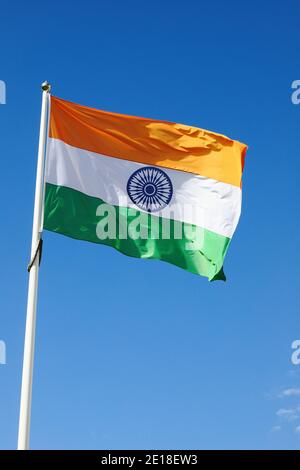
(46, 138, 241, 238)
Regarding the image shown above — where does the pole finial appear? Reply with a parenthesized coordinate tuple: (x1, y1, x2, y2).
(41, 81, 51, 93)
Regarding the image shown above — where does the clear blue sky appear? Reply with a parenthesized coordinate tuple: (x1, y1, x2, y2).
(1, 0, 300, 450)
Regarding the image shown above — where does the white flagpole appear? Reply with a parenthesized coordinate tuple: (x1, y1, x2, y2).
(17, 81, 51, 450)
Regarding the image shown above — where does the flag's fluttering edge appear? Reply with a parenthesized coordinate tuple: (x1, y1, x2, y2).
(44, 97, 247, 280)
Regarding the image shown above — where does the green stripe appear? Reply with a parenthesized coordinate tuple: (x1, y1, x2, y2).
(43, 183, 230, 281)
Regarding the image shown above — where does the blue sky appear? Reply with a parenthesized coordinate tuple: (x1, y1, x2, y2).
(1, 0, 300, 450)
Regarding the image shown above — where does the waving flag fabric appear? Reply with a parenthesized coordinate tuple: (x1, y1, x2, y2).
(44, 96, 247, 280)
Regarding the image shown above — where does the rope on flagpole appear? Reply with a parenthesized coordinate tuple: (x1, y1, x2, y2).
(27, 238, 43, 272)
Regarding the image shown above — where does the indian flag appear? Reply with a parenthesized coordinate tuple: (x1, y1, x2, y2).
(44, 97, 247, 281)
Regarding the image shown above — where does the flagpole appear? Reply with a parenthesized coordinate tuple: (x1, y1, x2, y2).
(17, 81, 51, 450)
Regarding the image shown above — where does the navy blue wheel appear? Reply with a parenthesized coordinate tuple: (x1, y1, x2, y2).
(127, 166, 173, 213)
